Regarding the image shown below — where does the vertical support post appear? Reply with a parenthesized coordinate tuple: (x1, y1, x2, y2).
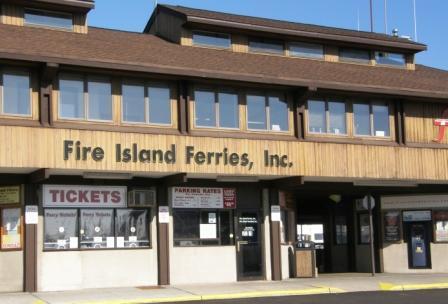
(157, 185, 170, 285)
(269, 189, 282, 281)
(178, 80, 189, 134)
(24, 184, 37, 292)
(368, 194, 376, 276)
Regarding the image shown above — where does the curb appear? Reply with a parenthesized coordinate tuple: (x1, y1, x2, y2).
(75, 287, 346, 304)
(380, 282, 448, 291)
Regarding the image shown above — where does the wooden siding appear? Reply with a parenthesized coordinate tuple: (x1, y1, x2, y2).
(232, 35, 248, 53)
(180, 28, 193, 46)
(405, 102, 448, 144)
(324, 45, 338, 62)
(152, 11, 184, 44)
(1, 125, 448, 180)
(1, 4, 24, 26)
(73, 13, 87, 34)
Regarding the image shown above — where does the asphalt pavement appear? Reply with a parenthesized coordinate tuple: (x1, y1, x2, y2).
(165, 289, 448, 304)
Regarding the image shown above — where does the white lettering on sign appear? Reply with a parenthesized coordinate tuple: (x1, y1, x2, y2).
(171, 187, 236, 209)
(42, 185, 127, 208)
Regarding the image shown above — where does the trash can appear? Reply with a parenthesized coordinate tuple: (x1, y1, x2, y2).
(294, 241, 317, 278)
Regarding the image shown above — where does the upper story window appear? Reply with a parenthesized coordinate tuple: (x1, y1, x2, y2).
(353, 101, 390, 137)
(59, 74, 112, 121)
(122, 83, 171, 125)
(289, 42, 324, 59)
(375, 52, 406, 67)
(192, 31, 231, 49)
(339, 48, 371, 63)
(0, 71, 31, 116)
(249, 38, 284, 55)
(24, 8, 73, 30)
(194, 90, 239, 129)
(247, 94, 289, 132)
(308, 99, 346, 135)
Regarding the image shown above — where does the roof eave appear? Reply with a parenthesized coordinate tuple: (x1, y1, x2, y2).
(185, 16, 427, 53)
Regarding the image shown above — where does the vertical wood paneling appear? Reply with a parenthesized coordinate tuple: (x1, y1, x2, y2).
(73, 13, 87, 34)
(232, 35, 248, 53)
(1, 4, 24, 26)
(324, 45, 339, 62)
(405, 102, 448, 144)
(180, 29, 192, 46)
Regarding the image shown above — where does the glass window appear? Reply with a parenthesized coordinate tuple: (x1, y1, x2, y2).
(148, 87, 171, 125)
(328, 101, 346, 134)
(218, 93, 239, 129)
(59, 77, 84, 119)
(372, 103, 390, 137)
(308, 100, 326, 133)
(269, 96, 288, 131)
(24, 9, 73, 30)
(340, 48, 370, 63)
(88, 80, 112, 121)
(116, 209, 150, 248)
(249, 38, 284, 54)
(280, 210, 289, 243)
(384, 211, 401, 242)
(2, 73, 30, 116)
(173, 209, 234, 246)
(289, 42, 324, 59)
(434, 211, 448, 242)
(195, 91, 216, 127)
(80, 209, 114, 249)
(359, 213, 371, 244)
(247, 95, 267, 130)
(44, 209, 78, 250)
(375, 52, 406, 67)
(1, 208, 21, 249)
(122, 84, 145, 123)
(353, 103, 371, 136)
(335, 216, 348, 245)
(192, 31, 231, 49)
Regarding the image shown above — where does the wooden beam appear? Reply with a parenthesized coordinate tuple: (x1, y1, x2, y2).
(294, 87, 317, 139)
(162, 173, 188, 187)
(40, 63, 59, 127)
(28, 168, 50, 184)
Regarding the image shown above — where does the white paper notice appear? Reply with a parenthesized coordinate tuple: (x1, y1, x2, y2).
(57, 239, 67, 248)
(69, 237, 78, 249)
(375, 130, 385, 137)
(208, 212, 217, 224)
(93, 236, 102, 243)
(117, 237, 125, 248)
(158, 206, 170, 223)
(129, 236, 137, 242)
(25, 205, 38, 224)
(106, 237, 115, 248)
(271, 205, 281, 222)
(200, 224, 217, 239)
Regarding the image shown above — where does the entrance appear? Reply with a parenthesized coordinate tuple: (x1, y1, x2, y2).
(406, 222, 431, 269)
(236, 210, 263, 280)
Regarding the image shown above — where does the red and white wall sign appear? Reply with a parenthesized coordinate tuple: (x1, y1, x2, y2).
(42, 185, 127, 208)
(171, 187, 236, 209)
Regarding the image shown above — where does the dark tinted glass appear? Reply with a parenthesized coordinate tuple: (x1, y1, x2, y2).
(375, 52, 406, 66)
(25, 9, 72, 30)
(340, 48, 370, 62)
(44, 209, 78, 250)
(249, 38, 284, 54)
(80, 209, 114, 249)
(289, 42, 324, 58)
(116, 209, 150, 248)
(193, 31, 231, 48)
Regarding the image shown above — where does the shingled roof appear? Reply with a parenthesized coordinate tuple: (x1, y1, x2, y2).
(0, 23, 446, 100)
(148, 5, 426, 52)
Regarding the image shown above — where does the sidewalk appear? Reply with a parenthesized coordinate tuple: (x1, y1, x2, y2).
(2, 273, 448, 304)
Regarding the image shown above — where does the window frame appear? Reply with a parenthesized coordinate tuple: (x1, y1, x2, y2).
(288, 41, 324, 59)
(173, 208, 235, 247)
(43, 207, 152, 252)
(246, 92, 290, 133)
(339, 48, 372, 64)
(306, 98, 348, 136)
(192, 88, 240, 130)
(353, 100, 391, 138)
(0, 69, 33, 118)
(121, 80, 173, 127)
(0, 206, 23, 251)
(24, 8, 73, 31)
(58, 73, 113, 123)
(192, 30, 231, 50)
(248, 37, 285, 55)
(375, 51, 406, 68)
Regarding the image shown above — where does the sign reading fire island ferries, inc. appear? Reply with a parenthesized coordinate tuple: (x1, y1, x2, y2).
(171, 187, 236, 209)
(42, 185, 127, 208)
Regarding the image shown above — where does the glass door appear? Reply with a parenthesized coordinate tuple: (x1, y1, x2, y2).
(236, 210, 263, 280)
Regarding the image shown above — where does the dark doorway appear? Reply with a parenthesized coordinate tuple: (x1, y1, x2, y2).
(406, 222, 432, 269)
(236, 210, 263, 280)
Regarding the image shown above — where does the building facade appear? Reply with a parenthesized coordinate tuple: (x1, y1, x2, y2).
(1, 0, 448, 292)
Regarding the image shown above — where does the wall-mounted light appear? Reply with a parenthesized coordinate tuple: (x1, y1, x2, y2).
(329, 194, 342, 203)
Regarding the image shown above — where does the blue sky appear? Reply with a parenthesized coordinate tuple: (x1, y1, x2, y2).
(89, 0, 447, 70)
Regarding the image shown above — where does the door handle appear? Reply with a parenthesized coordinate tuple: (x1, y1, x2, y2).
(237, 241, 249, 252)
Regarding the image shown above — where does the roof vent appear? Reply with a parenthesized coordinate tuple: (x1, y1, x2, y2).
(392, 28, 399, 37)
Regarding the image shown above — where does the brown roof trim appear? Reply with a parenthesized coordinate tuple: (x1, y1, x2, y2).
(185, 16, 426, 52)
(1, 50, 447, 101)
(0, 0, 94, 11)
